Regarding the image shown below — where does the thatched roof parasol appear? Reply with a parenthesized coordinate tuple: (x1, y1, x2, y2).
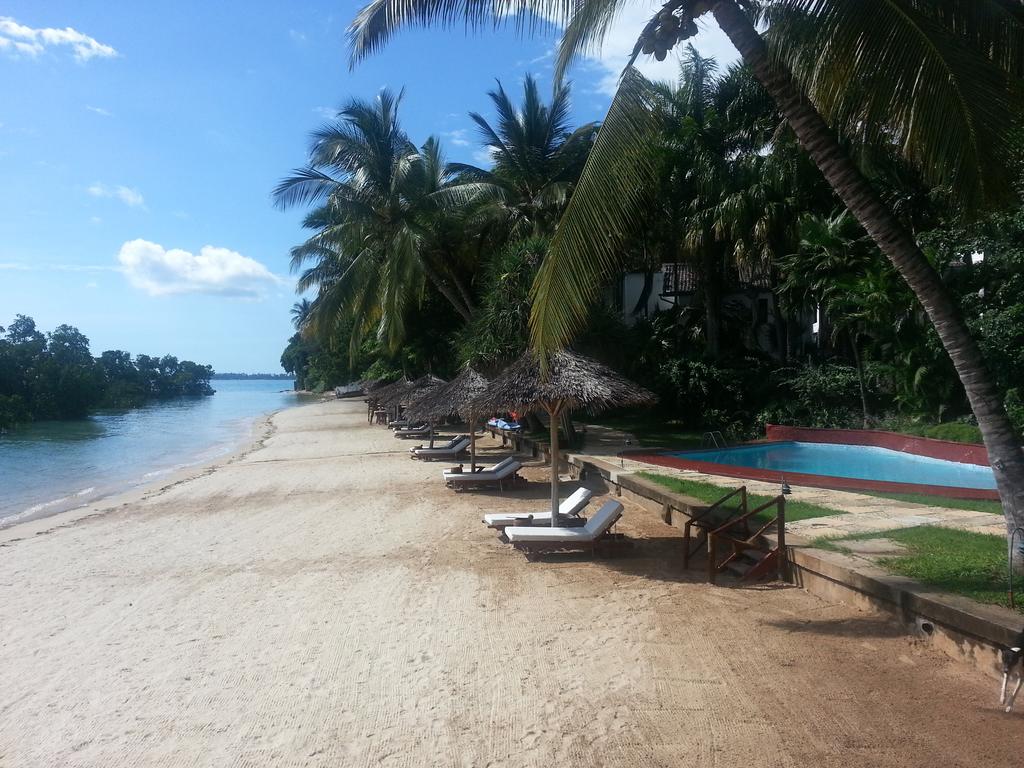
(406, 367, 489, 422)
(393, 373, 447, 407)
(406, 367, 490, 469)
(471, 349, 656, 524)
(367, 376, 408, 404)
(471, 349, 655, 416)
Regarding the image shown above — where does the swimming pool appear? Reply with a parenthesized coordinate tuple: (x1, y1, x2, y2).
(632, 440, 998, 499)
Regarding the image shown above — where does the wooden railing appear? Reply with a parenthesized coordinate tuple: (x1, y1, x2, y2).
(681, 486, 747, 569)
(706, 494, 786, 584)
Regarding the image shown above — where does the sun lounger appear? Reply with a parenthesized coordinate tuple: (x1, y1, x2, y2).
(410, 435, 471, 460)
(481, 487, 593, 529)
(504, 500, 624, 555)
(443, 457, 523, 491)
(394, 424, 431, 438)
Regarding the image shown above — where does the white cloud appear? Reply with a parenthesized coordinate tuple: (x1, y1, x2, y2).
(443, 128, 471, 147)
(85, 105, 111, 116)
(84, 280, 98, 289)
(117, 239, 284, 298)
(472, 147, 496, 167)
(289, 29, 307, 44)
(87, 182, 145, 208)
(0, 16, 117, 62)
(89, 216, 102, 225)
(312, 105, 336, 120)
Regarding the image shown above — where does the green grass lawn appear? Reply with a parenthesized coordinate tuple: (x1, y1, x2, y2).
(638, 472, 845, 523)
(812, 526, 1019, 613)
(860, 490, 1002, 515)
(586, 413, 704, 450)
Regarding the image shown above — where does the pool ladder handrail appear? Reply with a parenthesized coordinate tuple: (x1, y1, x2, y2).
(702, 430, 727, 448)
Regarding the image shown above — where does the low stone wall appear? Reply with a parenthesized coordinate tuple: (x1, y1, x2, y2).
(566, 452, 1022, 680)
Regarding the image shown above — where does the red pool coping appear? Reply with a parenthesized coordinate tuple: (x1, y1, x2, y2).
(764, 424, 989, 466)
(625, 443, 999, 501)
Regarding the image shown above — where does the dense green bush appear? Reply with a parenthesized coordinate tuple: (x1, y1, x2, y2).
(920, 422, 983, 444)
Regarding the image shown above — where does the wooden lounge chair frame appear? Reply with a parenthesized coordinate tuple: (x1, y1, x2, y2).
(507, 501, 625, 558)
(444, 460, 524, 491)
(410, 436, 471, 460)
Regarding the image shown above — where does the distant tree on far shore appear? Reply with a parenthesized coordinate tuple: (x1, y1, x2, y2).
(0, 315, 215, 428)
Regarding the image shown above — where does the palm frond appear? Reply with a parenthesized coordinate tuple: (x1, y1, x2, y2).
(529, 66, 662, 357)
(766, 0, 1024, 210)
(347, 0, 572, 66)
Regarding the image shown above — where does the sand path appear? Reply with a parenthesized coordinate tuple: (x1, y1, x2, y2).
(0, 399, 1018, 767)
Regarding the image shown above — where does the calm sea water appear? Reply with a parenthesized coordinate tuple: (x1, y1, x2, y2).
(0, 379, 308, 529)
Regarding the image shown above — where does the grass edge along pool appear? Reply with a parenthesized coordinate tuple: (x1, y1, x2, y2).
(629, 440, 998, 501)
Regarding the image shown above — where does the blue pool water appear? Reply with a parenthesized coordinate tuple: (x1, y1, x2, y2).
(668, 441, 996, 490)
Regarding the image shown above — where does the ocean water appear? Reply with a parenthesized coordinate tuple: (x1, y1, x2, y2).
(669, 441, 996, 490)
(0, 379, 308, 529)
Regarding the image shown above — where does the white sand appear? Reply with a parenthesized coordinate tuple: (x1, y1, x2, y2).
(0, 400, 1018, 767)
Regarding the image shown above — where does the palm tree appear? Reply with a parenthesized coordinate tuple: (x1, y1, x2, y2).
(446, 75, 597, 238)
(346, 0, 1024, 545)
(275, 90, 476, 357)
(290, 298, 313, 331)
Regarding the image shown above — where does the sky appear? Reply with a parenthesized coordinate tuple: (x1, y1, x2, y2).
(0, 1, 737, 373)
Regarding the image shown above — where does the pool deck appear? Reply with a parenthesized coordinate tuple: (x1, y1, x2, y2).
(579, 424, 1004, 540)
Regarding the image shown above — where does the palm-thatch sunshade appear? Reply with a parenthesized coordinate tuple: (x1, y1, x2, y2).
(365, 376, 408, 422)
(405, 366, 489, 468)
(376, 374, 447, 429)
(396, 374, 447, 406)
(470, 349, 656, 525)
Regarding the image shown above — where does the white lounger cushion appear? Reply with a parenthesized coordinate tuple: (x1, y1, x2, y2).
(481, 487, 593, 526)
(410, 436, 469, 454)
(443, 457, 519, 482)
(504, 500, 623, 543)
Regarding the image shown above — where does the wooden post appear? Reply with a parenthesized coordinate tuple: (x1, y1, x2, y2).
(706, 533, 717, 584)
(469, 412, 477, 472)
(777, 495, 787, 581)
(548, 402, 561, 526)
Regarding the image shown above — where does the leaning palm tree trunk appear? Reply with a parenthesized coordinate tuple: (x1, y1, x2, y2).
(712, 0, 1024, 544)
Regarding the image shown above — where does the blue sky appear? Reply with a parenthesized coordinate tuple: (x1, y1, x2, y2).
(0, 1, 736, 373)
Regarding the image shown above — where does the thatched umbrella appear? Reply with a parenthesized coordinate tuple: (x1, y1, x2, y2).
(405, 366, 489, 468)
(364, 376, 407, 422)
(377, 374, 447, 426)
(471, 349, 655, 525)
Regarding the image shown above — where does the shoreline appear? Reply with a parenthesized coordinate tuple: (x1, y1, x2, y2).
(0, 408, 281, 546)
(1, 397, 1019, 767)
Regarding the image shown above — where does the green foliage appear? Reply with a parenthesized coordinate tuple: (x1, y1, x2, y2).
(817, 526, 1020, 614)
(921, 423, 983, 444)
(0, 315, 214, 426)
(757, 363, 872, 431)
(637, 472, 844, 524)
(457, 237, 545, 370)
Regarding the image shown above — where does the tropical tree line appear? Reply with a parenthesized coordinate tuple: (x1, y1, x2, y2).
(279, 56, 1024, 437)
(343, 0, 1024, 546)
(0, 315, 215, 427)
(281, 0, 1024, 543)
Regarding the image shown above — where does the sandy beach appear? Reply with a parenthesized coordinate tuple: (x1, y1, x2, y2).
(0, 398, 1018, 767)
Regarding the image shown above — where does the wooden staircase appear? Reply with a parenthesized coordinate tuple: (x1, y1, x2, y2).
(681, 486, 787, 583)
